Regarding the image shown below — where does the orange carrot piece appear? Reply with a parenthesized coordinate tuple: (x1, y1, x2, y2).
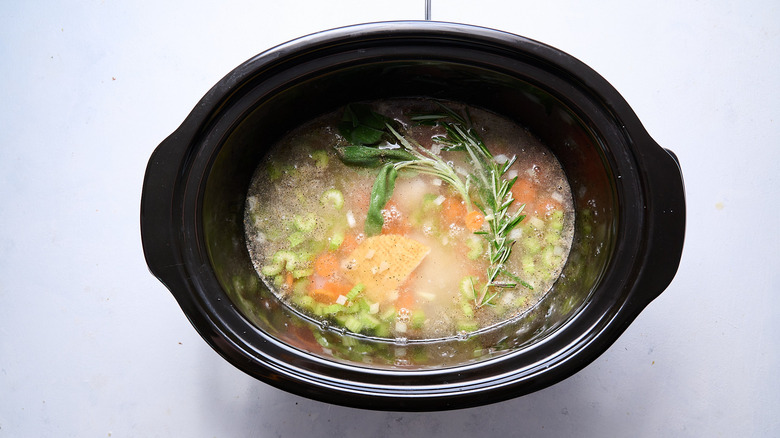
(512, 179, 538, 204)
(338, 233, 359, 255)
(309, 281, 352, 303)
(309, 288, 340, 303)
(313, 252, 340, 278)
(381, 203, 411, 235)
(395, 288, 416, 311)
(536, 199, 562, 216)
(464, 210, 485, 231)
(441, 197, 466, 226)
(285, 272, 294, 290)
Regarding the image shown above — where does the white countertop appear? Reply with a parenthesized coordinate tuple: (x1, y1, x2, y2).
(1, 1, 778, 436)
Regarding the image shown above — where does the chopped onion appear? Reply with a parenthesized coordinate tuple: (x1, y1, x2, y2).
(417, 291, 436, 301)
(346, 210, 356, 228)
(494, 154, 509, 164)
(395, 321, 407, 333)
(336, 295, 347, 305)
(431, 178, 442, 186)
(551, 191, 564, 203)
(433, 195, 446, 206)
(369, 302, 380, 314)
(364, 248, 376, 259)
(529, 216, 545, 229)
(509, 228, 523, 240)
(506, 169, 518, 180)
(501, 292, 515, 306)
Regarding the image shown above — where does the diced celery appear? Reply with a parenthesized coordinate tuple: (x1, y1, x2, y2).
(295, 250, 315, 263)
(466, 236, 483, 260)
(291, 268, 313, 279)
(267, 164, 283, 181)
(459, 276, 478, 300)
(311, 150, 329, 168)
(340, 334, 359, 347)
(322, 304, 344, 315)
(461, 302, 474, 318)
(261, 263, 283, 276)
(288, 231, 306, 248)
(292, 294, 316, 310)
(344, 316, 363, 333)
(312, 331, 329, 348)
(359, 313, 380, 329)
(421, 193, 441, 212)
(328, 230, 345, 251)
(521, 255, 536, 275)
(549, 210, 565, 232)
(293, 213, 317, 232)
(523, 237, 542, 254)
(529, 216, 545, 229)
(514, 295, 529, 308)
(582, 223, 593, 235)
(380, 306, 396, 322)
(346, 283, 365, 301)
(343, 302, 361, 314)
(542, 246, 561, 269)
(411, 309, 426, 329)
(545, 231, 561, 245)
(457, 320, 479, 332)
(264, 228, 284, 242)
(293, 279, 309, 296)
(374, 323, 391, 338)
(311, 303, 326, 317)
(272, 250, 297, 270)
(356, 298, 372, 313)
(319, 188, 344, 210)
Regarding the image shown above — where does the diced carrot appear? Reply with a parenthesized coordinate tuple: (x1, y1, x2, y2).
(309, 280, 352, 303)
(381, 202, 411, 235)
(313, 252, 340, 278)
(285, 272, 294, 290)
(395, 288, 416, 311)
(511, 179, 538, 205)
(536, 199, 562, 217)
(441, 197, 466, 226)
(464, 210, 485, 231)
(338, 233, 359, 255)
(309, 288, 340, 303)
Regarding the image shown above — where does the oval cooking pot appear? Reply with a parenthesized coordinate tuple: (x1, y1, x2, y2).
(141, 21, 685, 411)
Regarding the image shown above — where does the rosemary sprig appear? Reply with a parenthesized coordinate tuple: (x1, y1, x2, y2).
(412, 106, 527, 307)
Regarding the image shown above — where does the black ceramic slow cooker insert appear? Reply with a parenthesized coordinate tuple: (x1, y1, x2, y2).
(141, 21, 685, 411)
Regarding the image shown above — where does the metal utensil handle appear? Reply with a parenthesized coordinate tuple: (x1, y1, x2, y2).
(425, 0, 431, 20)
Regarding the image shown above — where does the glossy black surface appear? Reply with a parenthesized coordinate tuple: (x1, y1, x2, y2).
(141, 21, 685, 411)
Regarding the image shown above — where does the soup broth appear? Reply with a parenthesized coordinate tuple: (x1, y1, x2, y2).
(244, 99, 574, 341)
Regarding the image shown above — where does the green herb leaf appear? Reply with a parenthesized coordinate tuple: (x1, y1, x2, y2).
(338, 104, 392, 145)
(334, 146, 417, 168)
(365, 163, 398, 236)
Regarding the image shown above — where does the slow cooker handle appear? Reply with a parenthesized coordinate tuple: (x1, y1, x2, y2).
(140, 129, 192, 299)
(633, 144, 686, 308)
